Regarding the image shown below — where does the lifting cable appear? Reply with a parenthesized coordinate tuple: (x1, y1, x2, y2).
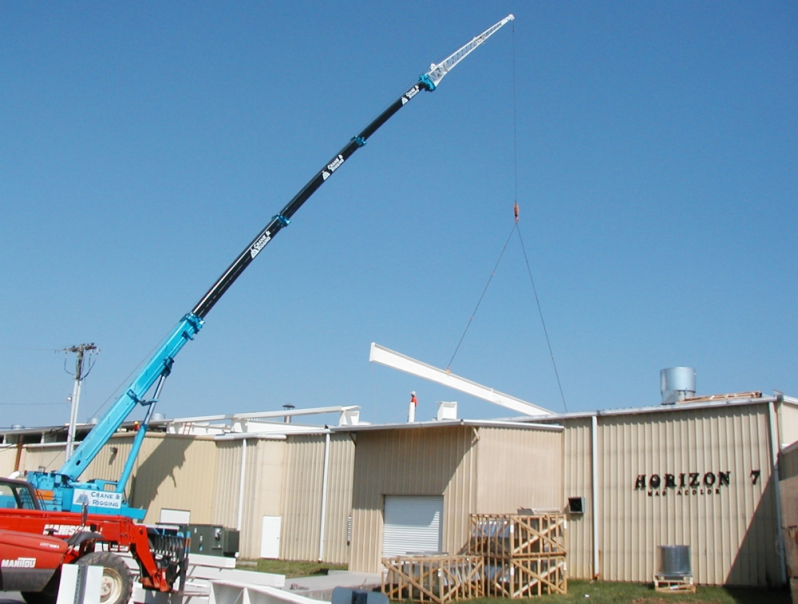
(447, 21, 568, 411)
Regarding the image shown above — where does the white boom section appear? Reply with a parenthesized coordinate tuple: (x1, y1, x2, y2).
(426, 14, 515, 88)
(369, 343, 553, 416)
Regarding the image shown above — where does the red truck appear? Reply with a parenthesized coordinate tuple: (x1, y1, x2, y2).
(0, 477, 187, 604)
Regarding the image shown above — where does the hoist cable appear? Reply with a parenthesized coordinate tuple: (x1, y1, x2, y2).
(446, 223, 516, 372)
(515, 225, 568, 412)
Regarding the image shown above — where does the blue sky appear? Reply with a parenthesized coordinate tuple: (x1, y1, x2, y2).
(1, 2, 796, 429)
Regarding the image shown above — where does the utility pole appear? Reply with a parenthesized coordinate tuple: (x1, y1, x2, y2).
(65, 343, 98, 459)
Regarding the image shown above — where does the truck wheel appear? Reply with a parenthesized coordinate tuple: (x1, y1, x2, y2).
(77, 552, 133, 604)
(21, 570, 60, 604)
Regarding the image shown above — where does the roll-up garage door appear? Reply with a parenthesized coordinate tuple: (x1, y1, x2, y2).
(382, 495, 443, 558)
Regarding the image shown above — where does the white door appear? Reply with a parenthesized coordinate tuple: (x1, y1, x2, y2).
(382, 496, 443, 558)
(260, 516, 281, 559)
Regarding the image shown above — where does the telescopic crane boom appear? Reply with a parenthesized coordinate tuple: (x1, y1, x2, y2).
(27, 14, 515, 518)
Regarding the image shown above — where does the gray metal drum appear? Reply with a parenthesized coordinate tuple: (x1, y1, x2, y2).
(657, 545, 691, 576)
(660, 367, 696, 404)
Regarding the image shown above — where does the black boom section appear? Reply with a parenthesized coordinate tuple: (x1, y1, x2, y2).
(191, 91, 417, 319)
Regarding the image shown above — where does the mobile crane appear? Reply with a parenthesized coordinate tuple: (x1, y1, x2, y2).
(24, 15, 515, 520)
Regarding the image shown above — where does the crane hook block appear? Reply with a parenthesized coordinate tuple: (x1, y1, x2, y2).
(418, 74, 436, 92)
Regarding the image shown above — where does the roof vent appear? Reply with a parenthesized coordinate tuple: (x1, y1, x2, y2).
(660, 367, 696, 405)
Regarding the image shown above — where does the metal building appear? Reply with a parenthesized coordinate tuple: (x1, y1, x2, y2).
(339, 420, 563, 574)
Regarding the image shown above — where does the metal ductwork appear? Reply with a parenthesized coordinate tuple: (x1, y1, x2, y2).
(660, 367, 696, 405)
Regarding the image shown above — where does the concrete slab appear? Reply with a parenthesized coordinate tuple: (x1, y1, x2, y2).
(280, 572, 382, 602)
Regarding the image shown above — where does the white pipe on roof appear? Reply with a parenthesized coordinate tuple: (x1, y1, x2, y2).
(318, 432, 330, 561)
(591, 415, 599, 579)
(369, 343, 553, 416)
(769, 401, 787, 584)
(237, 437, 247, 532)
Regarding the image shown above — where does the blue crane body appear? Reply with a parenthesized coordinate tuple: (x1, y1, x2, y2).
(26, 15, 515, 519)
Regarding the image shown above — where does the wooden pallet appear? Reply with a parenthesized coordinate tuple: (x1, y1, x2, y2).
(484, 555, 568, 598)
(468, 514, 566, 559)
(382, 554, 485, 604)
(654, 574, 696, 593)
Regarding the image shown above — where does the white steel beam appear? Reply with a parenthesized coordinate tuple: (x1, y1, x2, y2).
(369, 343, 552, 416)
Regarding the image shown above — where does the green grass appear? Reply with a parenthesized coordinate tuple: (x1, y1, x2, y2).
(237, 562, 789, 604)
(469, 580, 789, 604)
(238, 559, 348, 578)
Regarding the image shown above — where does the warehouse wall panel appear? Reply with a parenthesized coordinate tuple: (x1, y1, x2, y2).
(778, 403, 798, 448)
(596, 404, 779, 586)
(476, 427, 562, 513)
(349, 426, 477, 573)
(0, 446, 18, 476)
(237, 438, 285, 559)
(559, 417, 594, 580)
(212, 440, 243, 529)
(281, 435, 325, 561)
(320, 434, 356, 563)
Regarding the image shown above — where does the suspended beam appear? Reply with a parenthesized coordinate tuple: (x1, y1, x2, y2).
(369, 343, 553, 416)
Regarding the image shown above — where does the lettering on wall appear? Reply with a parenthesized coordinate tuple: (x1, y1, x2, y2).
(632, 470, 760, 497)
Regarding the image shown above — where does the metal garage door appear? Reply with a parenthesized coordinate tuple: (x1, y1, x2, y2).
(382, 495, 443, 558)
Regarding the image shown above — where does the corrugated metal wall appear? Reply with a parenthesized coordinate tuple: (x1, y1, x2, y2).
(22, 445, 65, 474)
(592, 404, 780, 586)
(212, 440, 244, 529)
(559, 417, 594, 580)
(214, 438, 286, 559)
(280, 433, 354, 563)
(320, 433, 355, 563)
(778, 403, 798, 448)
(19, 434, 218, 525)
(0, 446, 19, 476)
(780, 444, 798, 481)
(349, 426, 477, 573)
(476, 427, 563, 513)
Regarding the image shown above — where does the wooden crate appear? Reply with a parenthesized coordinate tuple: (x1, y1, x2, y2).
(468, 513, 566, 559)
(654, 574, 696, 593)
(484, 555, 567, 597)
(382, 554, 485, 604)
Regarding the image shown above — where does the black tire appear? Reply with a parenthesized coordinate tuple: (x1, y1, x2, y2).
(21, 570, 61, 604)
(77, 552, 133, 604)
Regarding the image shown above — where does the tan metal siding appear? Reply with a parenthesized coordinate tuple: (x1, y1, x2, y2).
(22, 445, 65, 474)
(127, 434, 217, 525)
(0, 445, 22, 476)
(19, 434, 217, 525)
(238, 439, 285, 559)
(321, 434, 355, 563)
(778, 403, 798, 448)
(597, 405, 780, 586)
(349, 427, 477, 573)
(559, 417, 594, 580)
(476, 427, 563, 513)
(780, 445, 798, 481)
(212, 440, 243, 529)
(281, 435, 325, 561)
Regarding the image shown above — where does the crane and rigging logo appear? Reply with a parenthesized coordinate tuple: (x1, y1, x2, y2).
(250, 231, 272, 259)
(402, 85, 420, 104)
(322, 154, 345, 181)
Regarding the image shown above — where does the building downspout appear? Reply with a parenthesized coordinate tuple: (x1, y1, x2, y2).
(237, 437, 248, 532)
(768, 401, 787, 585)
(318, 432, 331, 561)
(591, 414, 600, 579)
